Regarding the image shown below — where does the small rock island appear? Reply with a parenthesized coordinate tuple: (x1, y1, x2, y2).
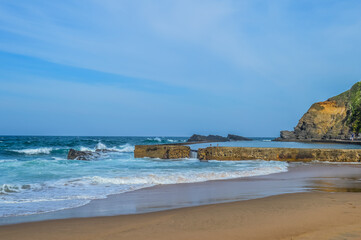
(187, 134, 251, 143)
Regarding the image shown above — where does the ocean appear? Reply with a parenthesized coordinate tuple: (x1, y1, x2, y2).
(1, 136, 360, 218)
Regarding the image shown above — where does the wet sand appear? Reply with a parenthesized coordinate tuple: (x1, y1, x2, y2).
(1, 163, 361, 239)
(1, 192, 361, 240)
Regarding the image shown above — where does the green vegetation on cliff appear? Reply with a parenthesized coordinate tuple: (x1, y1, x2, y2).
(331, 82, 361, 133)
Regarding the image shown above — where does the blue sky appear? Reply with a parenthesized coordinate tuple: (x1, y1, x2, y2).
(1, 0, 361, 136)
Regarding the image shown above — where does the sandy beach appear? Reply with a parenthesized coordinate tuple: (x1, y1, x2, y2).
(1, 163, 361, 240)
(1, 191, 361, 240)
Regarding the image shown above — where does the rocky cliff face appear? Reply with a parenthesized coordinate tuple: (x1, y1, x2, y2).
(279, 82, 361, 141)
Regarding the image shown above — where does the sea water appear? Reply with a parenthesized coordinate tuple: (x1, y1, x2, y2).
(1, 136, 359, 218)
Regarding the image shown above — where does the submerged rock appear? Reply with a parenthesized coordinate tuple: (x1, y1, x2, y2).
(95, 149, 118, 153)
(67, 149, 98, 160)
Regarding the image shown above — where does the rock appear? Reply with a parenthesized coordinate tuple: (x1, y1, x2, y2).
(227, 134, 251, 141)
(67, 149, 98, 160)
(197, 146, 361, 162)
(187, 134, 250, 143)
(278, 82, 361, 141)
(279, 131, 297, 140)
(134, 145, 191, 159)
(95, 149, 118, 153)
(187, 134, 228, 142)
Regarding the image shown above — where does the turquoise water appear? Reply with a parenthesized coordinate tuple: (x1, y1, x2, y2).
(1, 136, 358, 218)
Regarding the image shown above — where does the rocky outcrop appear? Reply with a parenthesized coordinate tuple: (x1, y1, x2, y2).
(197, 147, 361, 162)
(67, 148, 118, 160)
(134, 145, 191, 159)
(278, 82, 361, 141)
(227, 134, 251, 141)
(187, 134, 228, 142)
(187, 134, 251, 143)
(67, 149, 98, 160)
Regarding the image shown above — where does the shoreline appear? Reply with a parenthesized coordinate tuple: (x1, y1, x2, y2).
(2, 162, 361, 226)
(274, 138, 361, 145)
(2, 191, 361, 240)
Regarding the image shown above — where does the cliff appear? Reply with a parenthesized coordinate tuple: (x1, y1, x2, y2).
(278, 82, 361, 141)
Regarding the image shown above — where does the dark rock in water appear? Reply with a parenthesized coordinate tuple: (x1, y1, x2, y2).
(227, 134, 252, 141)
(187, 134, 251, 143)
(279, 131, 296, 140)
(95, 149, 118, 153)
(67, 149, 98, 160)
(187, 134, 228, 142)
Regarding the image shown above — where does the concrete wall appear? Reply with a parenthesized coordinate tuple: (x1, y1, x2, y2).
(197, 147, 361, 162)
(134, 145, 190, 159)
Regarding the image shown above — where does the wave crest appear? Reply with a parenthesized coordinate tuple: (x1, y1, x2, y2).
(11, 147, 53, 155)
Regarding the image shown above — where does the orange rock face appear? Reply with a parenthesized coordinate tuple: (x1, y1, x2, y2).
(292, 100, 350, 139)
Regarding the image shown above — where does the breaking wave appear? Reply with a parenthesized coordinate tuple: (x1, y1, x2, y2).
(78, 143, 134, 153)
(143, 138, 185, 144)
(10, 147, 54, 155)
(0, 160, 288, 217)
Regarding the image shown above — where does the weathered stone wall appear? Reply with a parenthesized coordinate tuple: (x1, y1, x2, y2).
(197, 147, 361, 162)
(134, 145, 191, 159)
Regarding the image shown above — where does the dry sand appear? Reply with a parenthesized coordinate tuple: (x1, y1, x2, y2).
(1, 191, 361, 240)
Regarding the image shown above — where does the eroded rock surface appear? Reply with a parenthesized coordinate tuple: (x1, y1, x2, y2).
(134, 145, 191, 159)
(197, 147, 361, 162)
(278, 82, 361, 141)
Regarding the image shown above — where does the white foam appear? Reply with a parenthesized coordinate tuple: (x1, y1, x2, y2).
(11, 147, 53, 155)
(0, 159, 288, 217)
(0, 183, 42, 194)
(79, 164, 288, 186)
(95, 142, 107, 150)
(79, 143, 134, 153)
(117, 144, 135, 153)
(79, 146, 94, 152)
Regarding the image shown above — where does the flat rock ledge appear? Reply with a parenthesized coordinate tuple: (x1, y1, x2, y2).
(134, 145, 361, 162)
(197, 147, 361, 162)
(134, 145, 190, 159)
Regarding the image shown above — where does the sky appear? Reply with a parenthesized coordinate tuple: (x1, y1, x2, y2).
(0, 0, 361, 137)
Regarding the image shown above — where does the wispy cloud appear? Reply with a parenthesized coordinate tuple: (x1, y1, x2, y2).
(0, 0, 361, 135)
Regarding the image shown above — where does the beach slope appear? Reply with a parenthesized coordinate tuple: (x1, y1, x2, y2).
(1, 192, 361, 240)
